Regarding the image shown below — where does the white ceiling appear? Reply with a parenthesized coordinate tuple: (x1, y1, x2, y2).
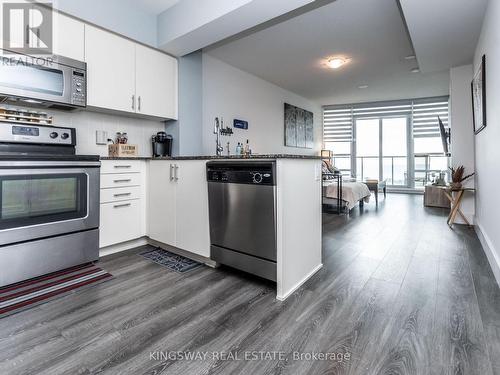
(122, 0, 180, 15)
(400, 0, 488, 73)
(205, 0, 450, 105)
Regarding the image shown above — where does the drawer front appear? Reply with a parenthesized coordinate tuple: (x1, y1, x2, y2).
(100, 186, 141, 203)
(100, 199, 142, 247)
(101, 173, 141, 188)
(101, 160, 143, 174)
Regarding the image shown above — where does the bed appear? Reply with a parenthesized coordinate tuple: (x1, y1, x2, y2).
(322, 178, 371, 212)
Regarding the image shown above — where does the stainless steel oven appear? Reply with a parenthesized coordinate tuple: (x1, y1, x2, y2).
(0, 52, 86, 109)
(0, 160, 99, 245)
(0, 123, 99, 287)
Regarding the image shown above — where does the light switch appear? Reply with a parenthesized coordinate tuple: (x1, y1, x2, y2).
(96, 130, 108, 145)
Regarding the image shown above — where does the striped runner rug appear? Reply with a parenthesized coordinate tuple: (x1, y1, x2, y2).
(0, 263, 113, 318)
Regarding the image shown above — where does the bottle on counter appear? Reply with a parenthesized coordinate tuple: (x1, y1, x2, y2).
(236, 142, 242, 155)
(244, 139, 250, 156)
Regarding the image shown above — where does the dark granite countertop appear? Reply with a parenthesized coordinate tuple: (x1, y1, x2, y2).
(101, 154, 321, 161)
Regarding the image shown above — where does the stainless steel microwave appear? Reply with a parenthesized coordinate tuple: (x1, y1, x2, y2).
(0, 52, 86, 109)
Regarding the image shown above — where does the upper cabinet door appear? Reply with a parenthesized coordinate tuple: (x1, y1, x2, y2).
(52, 13, 84, 61)
(135, 44, 178, 120)
(85, 25, 136, 113)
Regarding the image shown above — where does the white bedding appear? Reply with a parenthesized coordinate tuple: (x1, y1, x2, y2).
(323, 181, 371, 209)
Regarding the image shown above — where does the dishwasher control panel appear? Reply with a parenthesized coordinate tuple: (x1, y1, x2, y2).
(207, 161, 275, 185)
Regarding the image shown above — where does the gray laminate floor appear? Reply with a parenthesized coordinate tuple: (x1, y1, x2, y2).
(1, 194, 500, 375)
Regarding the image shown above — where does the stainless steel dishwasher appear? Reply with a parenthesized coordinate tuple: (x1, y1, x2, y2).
(207, 161, 277, 281)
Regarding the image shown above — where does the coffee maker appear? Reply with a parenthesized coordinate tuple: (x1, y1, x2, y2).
(152, 132, 173, 157)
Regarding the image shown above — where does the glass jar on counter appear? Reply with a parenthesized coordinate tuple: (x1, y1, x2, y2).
(115, 132, 128, 144)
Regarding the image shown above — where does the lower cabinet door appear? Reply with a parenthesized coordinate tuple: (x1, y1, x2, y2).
(148, 161, 176, 246)
(175, 161, 210, 257)
(100, 199, 143, 248)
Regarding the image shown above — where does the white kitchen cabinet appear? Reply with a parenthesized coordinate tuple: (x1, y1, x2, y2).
(99, 160, 147, 248)
(148, 161, 176, 246)
(84, 25, 178, 119)
(136, 44, 178, 120)
(174, 161, 210, 257)
(52, 13, 85, 61)
(148, 160, 210, 258)
(100, 199, 143, 247)
(85, 25, 136, 113)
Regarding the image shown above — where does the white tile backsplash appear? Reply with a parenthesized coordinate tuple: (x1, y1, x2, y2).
(2, 105, 165, 157)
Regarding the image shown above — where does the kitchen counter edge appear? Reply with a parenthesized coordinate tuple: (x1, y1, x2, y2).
(101, 154, 322, 161)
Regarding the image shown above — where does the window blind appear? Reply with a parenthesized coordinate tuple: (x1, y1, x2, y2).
(323, 96, 449, 141)
(412, 99, 449, 138)
(323, 107, 353, 142)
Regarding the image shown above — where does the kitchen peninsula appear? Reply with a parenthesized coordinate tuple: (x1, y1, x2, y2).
(100, 155, 322, 301)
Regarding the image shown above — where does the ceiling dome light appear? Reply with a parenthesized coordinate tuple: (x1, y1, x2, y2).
(358, 85, 369, 89)
(405, 55, 416, 60)
(327, 57, 347, 69)
(411, 67, 420, 73)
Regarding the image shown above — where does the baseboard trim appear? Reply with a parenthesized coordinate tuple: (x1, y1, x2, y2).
(147, 238, 216, 267)
(99, 237, 217, 268)
(276, 263, 323, 301)
(475, 222, 500, 287)
(99, 237, 149, 257)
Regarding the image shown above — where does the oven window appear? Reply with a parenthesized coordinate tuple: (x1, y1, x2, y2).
(0, 64, 64, 96)
(0, 174, 87, 230)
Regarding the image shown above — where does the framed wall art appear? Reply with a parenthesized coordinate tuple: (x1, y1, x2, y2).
(471, 54, 487, 135)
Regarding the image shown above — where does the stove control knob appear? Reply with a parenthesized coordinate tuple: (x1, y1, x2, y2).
(253, 172, 263, 184)
(61, 133, 70, 140)
(49, 132, 58, 139)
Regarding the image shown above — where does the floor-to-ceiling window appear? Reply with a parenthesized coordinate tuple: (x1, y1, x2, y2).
(355, 118, 380, 181)
(323, 96, 449, 190)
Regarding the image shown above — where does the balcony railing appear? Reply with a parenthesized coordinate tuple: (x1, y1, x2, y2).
(331, 154, 449, 188)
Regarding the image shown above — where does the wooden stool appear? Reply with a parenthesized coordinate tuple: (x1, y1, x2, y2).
(364, 179, 387, 205)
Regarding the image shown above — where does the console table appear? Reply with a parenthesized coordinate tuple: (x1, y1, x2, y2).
(437, 186, 475, 227)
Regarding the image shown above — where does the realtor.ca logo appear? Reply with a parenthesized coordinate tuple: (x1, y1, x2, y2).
(2, 1, 53, 54)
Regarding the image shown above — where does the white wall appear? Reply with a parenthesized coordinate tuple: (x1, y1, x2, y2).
(4, 105, 164, 157)
(473, 0, 500, 283)
(166, 51, 203, 156)
(202, 54, 322, 156)
(449, 65, 475, 223)
(52, 0, 158, 46)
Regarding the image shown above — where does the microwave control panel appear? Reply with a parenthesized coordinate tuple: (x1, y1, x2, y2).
(71, 69, 86, 107)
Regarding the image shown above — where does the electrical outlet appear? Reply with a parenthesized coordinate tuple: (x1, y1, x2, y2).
(96, 130, 108, 145)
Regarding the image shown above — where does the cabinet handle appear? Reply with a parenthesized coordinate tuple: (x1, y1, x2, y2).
(114, 192, 131, 197)
(174, 164, 179, 181)
(113, 179, 132, 183)
(113, 203, 131, 208)
(114, 165, 131, 169)
(138, 96, 141, 111)
(170, 164, 174, 181)
(131, 95, 135, 110)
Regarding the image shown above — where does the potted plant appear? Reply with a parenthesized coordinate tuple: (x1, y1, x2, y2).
(449, 166, 474, 190)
